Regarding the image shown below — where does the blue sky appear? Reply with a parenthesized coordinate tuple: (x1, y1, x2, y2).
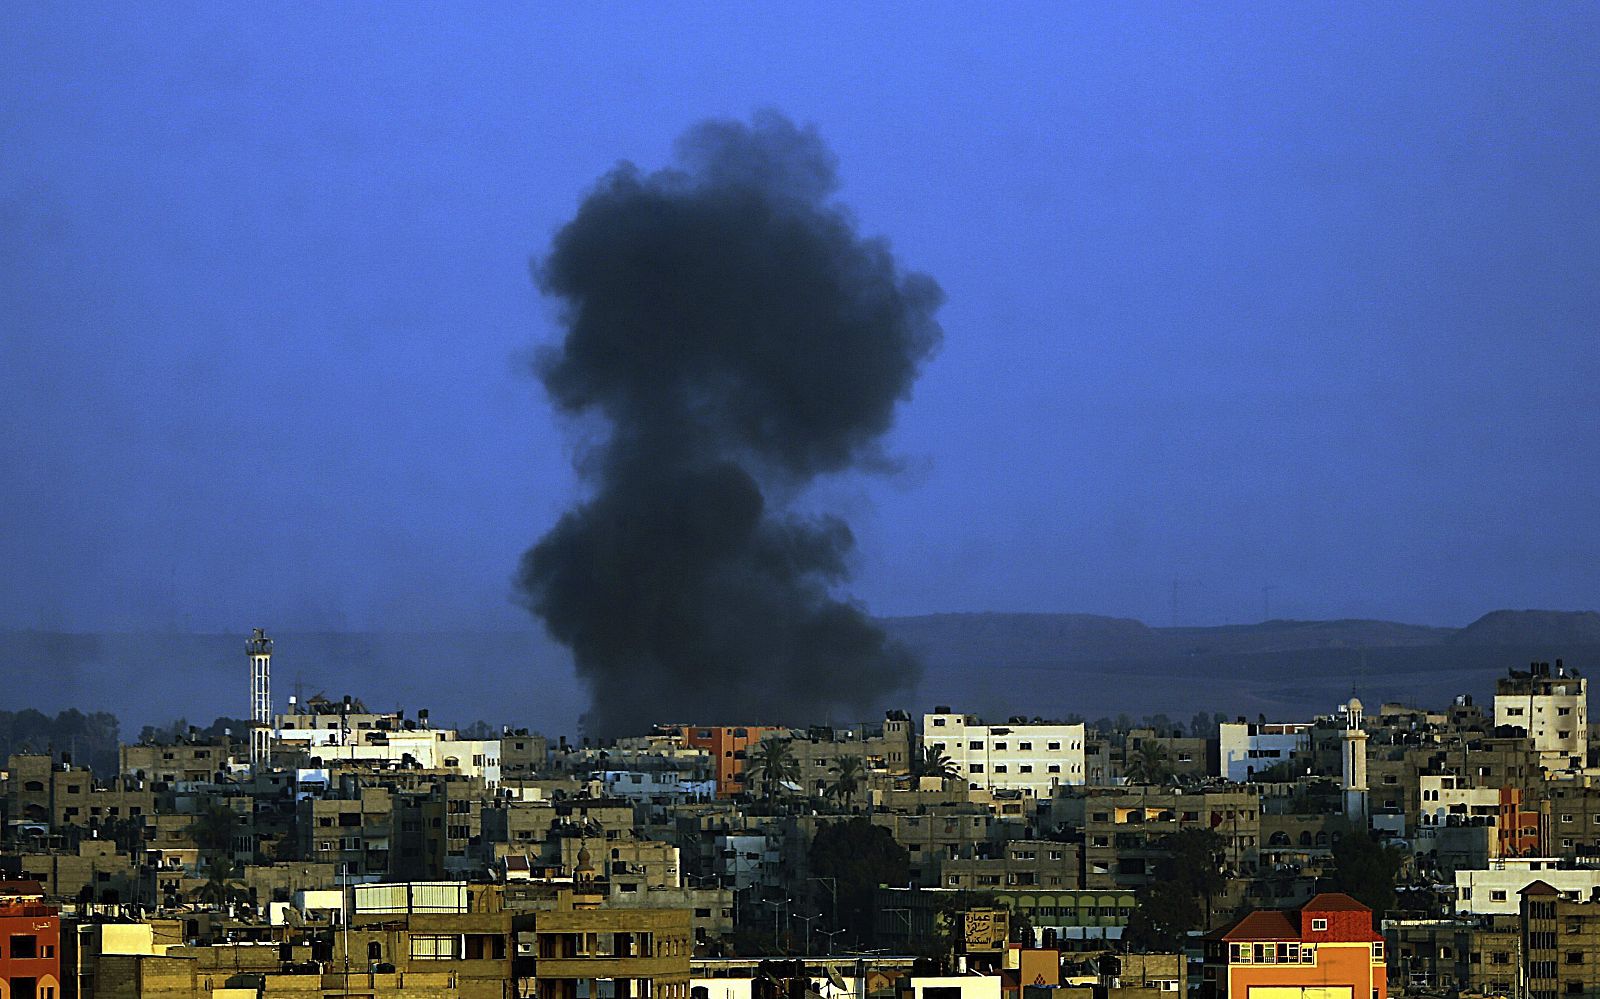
(2, 4, 1597, 632)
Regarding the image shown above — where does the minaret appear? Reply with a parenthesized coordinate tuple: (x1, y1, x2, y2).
(248, 628, 273, 771)
(1341, 697, 1369, 823)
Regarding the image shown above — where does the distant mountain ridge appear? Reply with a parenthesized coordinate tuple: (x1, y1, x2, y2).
(1448, 609, 1600, 647)
(1, 609, 1596, 736)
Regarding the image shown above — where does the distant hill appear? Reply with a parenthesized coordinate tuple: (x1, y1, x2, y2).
(881, 609, 1600, 725)
(1450, 610, 1600, 647)
(4, 609, 1599, 736)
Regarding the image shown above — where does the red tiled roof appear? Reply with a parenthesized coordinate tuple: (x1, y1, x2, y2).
(1222, 910, 1300, 941)
(1301, 892, 1371, 912)
(1521, 880, 1560, 896)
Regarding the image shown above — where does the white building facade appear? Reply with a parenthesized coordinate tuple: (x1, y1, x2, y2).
(1456, 858, 1600, 916)
(1218, 721, 1311, 782)
(922, 712, 1085, 796)
(1494, 663, 1587, 771)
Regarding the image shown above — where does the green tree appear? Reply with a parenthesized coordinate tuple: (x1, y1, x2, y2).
(1331, 828, 1403, 925)
(185, 803, 241, 861)
(1125, 879, 1204, 951)
(751, 736, 798, 803)
(826, 756, 865, 810)
(1124, 828, 1227, 951)
(910, 745, 959, 782)
(1124, 742, 1174, 786)
(808, 817, 910, 945)
(194, 859, 246, 907)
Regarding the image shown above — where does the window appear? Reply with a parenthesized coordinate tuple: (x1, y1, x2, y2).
(10, 934, 38, 958)
(970, 764, 984, 773)
(1019, 742, 1032, 751)
(1048, 742, 1061, 751)
(1373, 942, 1384, 959)
(993, 742, 1008, 750)
(410, 935, 460, 960)
(933, 718, 946, 726)
(1491, 890, 1508, 902)
(969, 741, 983, 750)
(1020, 765, 1033, 773)
(1311, 918, 1328, 931)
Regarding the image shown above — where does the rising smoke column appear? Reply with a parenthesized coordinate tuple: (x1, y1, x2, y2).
(518, 112, 943, 737)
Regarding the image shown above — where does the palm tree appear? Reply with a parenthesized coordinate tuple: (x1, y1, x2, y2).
(751, 737, 798, 803)
(185, 803, 240, 861)
(1124, 742, 1174, 786)
(194, 859, 246, 908)
(911, 745, 959, 783)
(826, 756, 865, 810)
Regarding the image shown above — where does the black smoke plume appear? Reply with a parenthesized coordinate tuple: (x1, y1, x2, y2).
(518, 112, 943, 737)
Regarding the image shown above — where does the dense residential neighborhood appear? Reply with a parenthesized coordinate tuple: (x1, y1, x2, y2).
(2, 633, 1597, 999)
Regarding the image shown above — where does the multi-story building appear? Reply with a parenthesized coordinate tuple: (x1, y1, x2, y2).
(1218, 722, 1311, 783)
(1060, 787, 1261, 889)
(938, 840, 1080, 891)
(922, 712, 1086, 796)
(0, 892, 60, 999)
(672, 726, 785, 799)
(4, 755, 158, 834)
(1203, 893, 1386, 999)
(1495, 662, 1587, 772)
(786, 714, 915, 796)
(1455, 858, 1600, 916)
(297, 786, 396, 877)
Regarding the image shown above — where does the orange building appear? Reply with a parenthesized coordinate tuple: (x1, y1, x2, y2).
(1204, 893, 1386, 999)
(676, 725, 784, 798)
(0, 892, 61, 999)
(1498, 786, 1544, 857)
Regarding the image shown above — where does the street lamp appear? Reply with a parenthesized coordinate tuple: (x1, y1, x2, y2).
(818, 927, 847, 955)
(791, 911, 821, 956)
(808, 876, 839, 935)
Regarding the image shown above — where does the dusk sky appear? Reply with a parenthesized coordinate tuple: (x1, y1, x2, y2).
(4, 5, 1597, 634)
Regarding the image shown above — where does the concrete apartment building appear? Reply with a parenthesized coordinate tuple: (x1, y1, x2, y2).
(1217, 722, 1311, 783)
(1059, 787, 1261, 889)
(786, 713, 916, 795)
(297, 786, 396, 877)
(120, 741, 233, 785)
(5, 756, 157, 835)
(938, 839, 1081, 891)
(12, 839, 140, 905)
(922, 712, 1087, 796)
(1495, 662, 1588, 772)
(0, 893, 60, 999)
(670, 726, 785, 799)
(1455, 858, 1600, 916)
